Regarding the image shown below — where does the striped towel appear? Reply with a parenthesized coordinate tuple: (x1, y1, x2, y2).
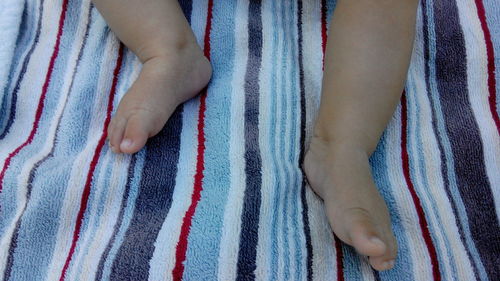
(0, 0, 499, 280)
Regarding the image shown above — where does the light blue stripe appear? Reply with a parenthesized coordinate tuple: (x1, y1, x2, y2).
(425, 0, 488, 279)
(371, 133, 415, 280)
(269, 0, 282, 279)
(287, 0, 303, 280)
(406, 78, 458, 281)
(280, 1, 292, 280)
(7, 11, 111, 280)
(182, 0, 236, 279)
(99, 149, 146, 280)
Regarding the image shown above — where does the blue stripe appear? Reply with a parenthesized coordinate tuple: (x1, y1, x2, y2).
(279, 2, 292, 280)
(6, 9, 111, 280)
(371, 133, 414, 281)
(236, 0, 264, 280)
(182, 0, 236, 278)
(269, 0, 282, 279)
(341, 245, 362, 281)
(268, 0, 289, 279)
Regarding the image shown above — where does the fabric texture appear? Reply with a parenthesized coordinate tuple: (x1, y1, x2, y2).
(0, 0, 499, 280)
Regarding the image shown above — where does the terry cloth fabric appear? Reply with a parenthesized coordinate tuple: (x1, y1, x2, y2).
(0, 0, 499, 280)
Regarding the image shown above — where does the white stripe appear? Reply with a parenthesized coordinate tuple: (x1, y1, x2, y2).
(305, 189, 336, 280)
(302, 0, 324, 137)
(359, 256, 376, 281)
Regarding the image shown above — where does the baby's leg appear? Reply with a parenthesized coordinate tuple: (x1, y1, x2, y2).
(304, 0, 418, 271)
(93, 0, 211, 153)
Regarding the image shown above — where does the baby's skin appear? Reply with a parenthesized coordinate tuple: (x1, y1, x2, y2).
(93, 0, 419, 271)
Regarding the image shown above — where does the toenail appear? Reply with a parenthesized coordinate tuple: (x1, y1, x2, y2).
(121, 139, 133, 149)
(370, 237, 385, 247)
(382, 260, 395, 269)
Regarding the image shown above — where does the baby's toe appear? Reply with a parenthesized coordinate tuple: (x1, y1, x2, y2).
(368, 233, 397, 271)
(338, 207, 397, 270)
(119, 111, 157, 154)
(108, 115, 127, 153)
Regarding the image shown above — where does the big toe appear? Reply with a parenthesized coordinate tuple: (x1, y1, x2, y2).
(333, 207, 398, 271)
(119, 110, 161, 154)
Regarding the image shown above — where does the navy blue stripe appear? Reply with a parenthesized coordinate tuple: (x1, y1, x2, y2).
(178, 0, 192, 22)
(432, 0, 500, 279)
(297, 0, 313, 280)
(236, 0, 263, 280)
(110, 106, 184, 280)
(0, 0, 44, 140)
(94, 153, 137, 281)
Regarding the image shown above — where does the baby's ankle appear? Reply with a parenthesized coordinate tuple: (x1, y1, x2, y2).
(310, 134, 370, 161)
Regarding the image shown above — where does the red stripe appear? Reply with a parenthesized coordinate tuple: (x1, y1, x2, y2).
(171, 1, 213, 280)
(58, 44, 124, 281)
(400, 94, 441, 280)
(474, 0, 500, 134)
(334, 236, 345, 281)
(320, 0, 328, 69)
(0, 0, 69, 194)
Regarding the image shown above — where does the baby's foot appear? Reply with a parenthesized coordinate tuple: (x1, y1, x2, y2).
(303, 137, 397, 271)
(108, 44, 211, 154)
